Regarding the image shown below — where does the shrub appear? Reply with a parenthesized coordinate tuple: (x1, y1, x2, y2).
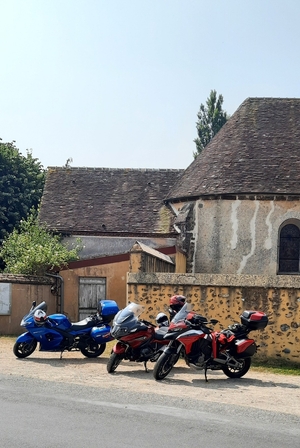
(0, 211, 80, 275)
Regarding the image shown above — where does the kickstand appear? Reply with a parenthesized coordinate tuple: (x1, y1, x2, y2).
(204, 366, 208, 382)
(60, 351, 64, 360)
(143, 361, 149, 372)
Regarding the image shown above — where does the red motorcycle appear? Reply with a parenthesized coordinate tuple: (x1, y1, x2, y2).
(107, 303, 174, 373)
(153, 303, 268, 382)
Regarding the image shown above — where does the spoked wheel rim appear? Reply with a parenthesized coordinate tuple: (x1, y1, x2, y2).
(153, 352, 178, 381)
(222, 357, 251, 378)
(80, 342, 106, 358)
(13, 340, 37, 358)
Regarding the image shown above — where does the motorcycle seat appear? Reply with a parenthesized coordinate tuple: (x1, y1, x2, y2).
(155, 327, 169, 340)
(70, 317, 102, 331)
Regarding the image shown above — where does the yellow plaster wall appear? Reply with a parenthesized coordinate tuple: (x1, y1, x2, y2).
(60, 260, 129, 321)
(127, 273, 300, 364)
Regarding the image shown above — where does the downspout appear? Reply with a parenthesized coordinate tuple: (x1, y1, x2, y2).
(46, 272, 64, 314)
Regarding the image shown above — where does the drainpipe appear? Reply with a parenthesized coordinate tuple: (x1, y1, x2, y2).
(46, 272, 64, 314)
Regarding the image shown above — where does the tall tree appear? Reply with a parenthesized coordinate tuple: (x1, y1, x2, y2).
(0, 140, 45, 242)
(194, 90, 229, 157)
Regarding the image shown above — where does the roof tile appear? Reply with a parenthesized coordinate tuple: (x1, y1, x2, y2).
(166, 98, 300, 200)
(39, 167, 183, 235)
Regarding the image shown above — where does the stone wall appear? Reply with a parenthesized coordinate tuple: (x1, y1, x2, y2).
(127, 272, 300, 364)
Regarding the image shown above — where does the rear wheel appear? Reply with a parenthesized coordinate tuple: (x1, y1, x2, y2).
(107, 352, 123, 373)
(222, 357, 251, 378)
(13, 339, 37, 358)
(153, 352, 178, 381)
(80, 342, 106, 358)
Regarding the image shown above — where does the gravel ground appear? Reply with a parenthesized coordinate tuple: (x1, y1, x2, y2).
(1, 337, 299, 417)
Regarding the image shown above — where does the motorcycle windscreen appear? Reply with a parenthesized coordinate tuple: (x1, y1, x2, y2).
(21, 301, 48, 325)
(113, 303, 145, 325)
(171, 302, 194, 324)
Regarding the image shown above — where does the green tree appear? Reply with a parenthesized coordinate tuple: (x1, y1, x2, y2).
(0, 211, 80, 275)
(194, 90, 229, 157)
(0, 140, 45, 242)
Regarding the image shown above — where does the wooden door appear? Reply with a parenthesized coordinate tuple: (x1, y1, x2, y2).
(78, 277, 106, 320)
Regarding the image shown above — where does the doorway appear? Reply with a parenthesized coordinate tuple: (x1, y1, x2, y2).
(78, 277, 106, 320)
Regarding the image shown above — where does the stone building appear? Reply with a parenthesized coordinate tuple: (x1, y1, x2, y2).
(165, 97, 300, 276)
(38, 167, 183, 318)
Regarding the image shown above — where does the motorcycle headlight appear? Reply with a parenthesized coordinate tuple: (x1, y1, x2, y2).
(112, 325, 129, 337)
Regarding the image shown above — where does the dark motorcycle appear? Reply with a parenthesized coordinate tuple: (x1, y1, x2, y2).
(107, 302, 173, 373)
(153, 303, 268, 382)
(13, 299, 119, 359)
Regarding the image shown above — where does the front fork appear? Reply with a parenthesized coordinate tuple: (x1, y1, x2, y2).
(161, 340, 184, 360)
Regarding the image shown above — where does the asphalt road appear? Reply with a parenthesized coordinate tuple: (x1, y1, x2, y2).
(0, 372, 299, 448)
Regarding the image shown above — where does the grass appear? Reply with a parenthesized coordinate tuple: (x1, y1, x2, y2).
(252, 358, 300, 375)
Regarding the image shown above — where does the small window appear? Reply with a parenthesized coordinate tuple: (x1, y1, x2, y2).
(278, 224, 300, 273)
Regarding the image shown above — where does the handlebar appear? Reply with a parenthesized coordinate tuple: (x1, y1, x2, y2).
(140, 319, 156, 327)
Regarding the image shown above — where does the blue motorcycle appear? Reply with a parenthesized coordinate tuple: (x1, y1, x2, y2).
(13, 299, 119, 359)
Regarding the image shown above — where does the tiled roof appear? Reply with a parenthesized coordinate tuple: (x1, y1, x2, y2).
(39, 167, 183, 235)
(166, 98, 300, 201)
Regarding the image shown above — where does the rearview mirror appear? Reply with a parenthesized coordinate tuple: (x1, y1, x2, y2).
(210, 319, 219, 325)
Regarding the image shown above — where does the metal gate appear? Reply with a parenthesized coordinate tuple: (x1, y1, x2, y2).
(78, 277, 106, 320)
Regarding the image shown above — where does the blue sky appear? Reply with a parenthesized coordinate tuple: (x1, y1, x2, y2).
(1, 0, 300, 170)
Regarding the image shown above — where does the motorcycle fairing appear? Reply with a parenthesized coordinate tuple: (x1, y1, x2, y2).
(176, 329, 205, 354)
(153, 327, 169, 341)
(15, 327, 64, 351)
(48, 313, 72, 330)
(113, 341, 128, 354)
(91, 324, 114, 343)
(15, 332, 35, 344)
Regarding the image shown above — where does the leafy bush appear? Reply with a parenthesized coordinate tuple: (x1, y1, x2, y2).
(0, 211, 80, 275)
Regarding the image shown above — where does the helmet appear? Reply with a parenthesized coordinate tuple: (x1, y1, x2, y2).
(169, 295, 186, 312)
(156, 312, 169, 327)
(34, 309, 47, 326)
(169, 295, 186, 320)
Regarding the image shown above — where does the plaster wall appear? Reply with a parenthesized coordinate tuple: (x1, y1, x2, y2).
(192, 198, 300, 275)
(60, 260, 129, 321)
(0, 279, 55, 335)
(127, 273, 300, 363)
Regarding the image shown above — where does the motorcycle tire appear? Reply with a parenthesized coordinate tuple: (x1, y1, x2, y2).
(80, 342, 106, 358)
(222, 357, 251, 378)
(153, 352, 178, 381)
(107, 352, 124, 373)
(13, 339, 37, 358)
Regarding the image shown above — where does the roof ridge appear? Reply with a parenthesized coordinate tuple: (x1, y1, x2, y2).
(47, 166, 184, 172)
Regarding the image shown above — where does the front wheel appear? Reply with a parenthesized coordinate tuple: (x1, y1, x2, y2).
(13, 339, 37, 358)
(107, 352, 124, 373)
(80, 342, 106, 358)
(222, 357, 251, 378)
(153, 352, 178, 381)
